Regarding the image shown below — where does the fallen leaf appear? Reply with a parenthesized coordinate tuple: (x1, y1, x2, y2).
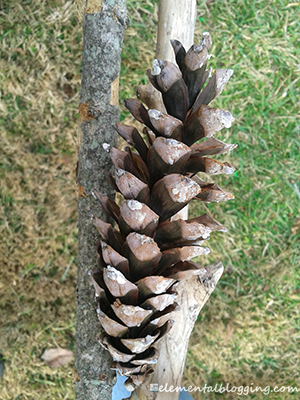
(263, 284, 270, 292)
(41, 348, 73, 367)
(12, 48, 25, 55)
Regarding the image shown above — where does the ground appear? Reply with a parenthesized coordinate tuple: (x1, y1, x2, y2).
(0, 0, 299, 399)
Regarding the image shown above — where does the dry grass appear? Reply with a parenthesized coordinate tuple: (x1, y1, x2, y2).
(0, 0, 299, 399)
(0, 1, 80, 398)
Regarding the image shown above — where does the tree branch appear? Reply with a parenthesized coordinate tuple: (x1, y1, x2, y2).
(130, 262, 223, 400)
(75, 2, 128, 399)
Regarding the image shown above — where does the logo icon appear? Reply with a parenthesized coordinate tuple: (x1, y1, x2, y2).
(150, 384, 159, 392)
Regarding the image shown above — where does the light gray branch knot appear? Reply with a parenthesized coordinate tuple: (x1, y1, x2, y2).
(199, 261, 224, 289)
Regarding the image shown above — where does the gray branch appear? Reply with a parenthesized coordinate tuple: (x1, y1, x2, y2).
(75, 2, 128, 399)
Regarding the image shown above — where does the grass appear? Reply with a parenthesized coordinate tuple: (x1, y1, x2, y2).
(0, 0, 299, 399)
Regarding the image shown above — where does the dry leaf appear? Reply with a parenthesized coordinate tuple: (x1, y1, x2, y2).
(12, 48, 25, 55)
(41, 348, 73, 367)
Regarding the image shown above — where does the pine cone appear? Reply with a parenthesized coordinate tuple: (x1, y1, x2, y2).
(90, 32, 236, 390)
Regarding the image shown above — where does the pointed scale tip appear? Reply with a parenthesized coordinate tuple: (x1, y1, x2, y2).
(151, 59, 163, 76)
(201, 31, 213, 50)
(170, 39, 182, 50)
(193, 43, 204, 53)
(185, 44, 208, 71)
(154, 61, 182, 92)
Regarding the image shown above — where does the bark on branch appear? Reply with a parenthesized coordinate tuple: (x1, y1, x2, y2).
(75, 2, 128, 399)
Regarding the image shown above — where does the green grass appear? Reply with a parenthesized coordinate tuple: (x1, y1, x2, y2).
(0, 0, 299, 399)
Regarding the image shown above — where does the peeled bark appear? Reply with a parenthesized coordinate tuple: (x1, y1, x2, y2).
(75, 1, 128, 399)
(156, 0, 197, 63)
(130, 263, 224, 400)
